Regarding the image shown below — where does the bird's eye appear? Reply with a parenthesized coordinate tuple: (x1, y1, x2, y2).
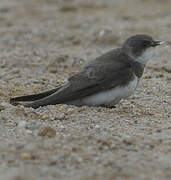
(142, 40, 151, 47)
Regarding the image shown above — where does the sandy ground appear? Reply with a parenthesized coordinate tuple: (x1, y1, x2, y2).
(0, 0, 171, 179)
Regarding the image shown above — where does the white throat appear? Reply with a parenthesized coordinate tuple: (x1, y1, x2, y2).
(135, 47, 154, 65)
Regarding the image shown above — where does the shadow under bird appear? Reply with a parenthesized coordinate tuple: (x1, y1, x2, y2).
(10, 34, 164, 109)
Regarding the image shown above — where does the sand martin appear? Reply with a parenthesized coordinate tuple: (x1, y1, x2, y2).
(10, 34, 164, 109)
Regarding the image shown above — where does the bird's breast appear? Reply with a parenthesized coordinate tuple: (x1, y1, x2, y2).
(81, 75, 139, 106)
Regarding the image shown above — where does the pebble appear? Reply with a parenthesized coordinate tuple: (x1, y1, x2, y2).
(38, 126, 56, 138)
(20, 152, 34, 160)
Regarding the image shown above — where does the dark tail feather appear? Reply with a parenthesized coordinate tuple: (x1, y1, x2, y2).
(10, 87, 61, 102)
(23, 92, 62, 109)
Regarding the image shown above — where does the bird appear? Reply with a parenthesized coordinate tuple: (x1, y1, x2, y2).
(10, 34, 164, 109)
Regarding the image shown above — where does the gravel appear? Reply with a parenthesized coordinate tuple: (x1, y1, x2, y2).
(0, 0, 170, 180)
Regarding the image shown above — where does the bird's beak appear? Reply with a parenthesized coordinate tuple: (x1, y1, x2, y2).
(152, 40, 165, 47)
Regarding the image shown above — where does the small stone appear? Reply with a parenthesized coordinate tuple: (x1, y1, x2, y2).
(48, 66, 58, 73)
(8, 159, 15, 164)
(20, 152, 34, 160)
(156, 129, 162, 133)
(25, 130, 33, 134)
(40, 114, 52, 121)
(38, 126, 56, 138)
(72, 39, 81, 45)
(0, 105, 6, 111)
(162, 66, 171, 73)
(122, 136, 136, 145)
(134, 120, 138, 124)
(60, 5, 77, 12)
(156, 73, 164, 78)
(49, 160, 57, 166)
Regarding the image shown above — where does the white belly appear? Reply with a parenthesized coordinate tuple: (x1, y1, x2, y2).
(81, 76, 138, 107)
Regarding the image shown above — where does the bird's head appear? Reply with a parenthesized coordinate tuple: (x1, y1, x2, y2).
(122, 34, 164, 65)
